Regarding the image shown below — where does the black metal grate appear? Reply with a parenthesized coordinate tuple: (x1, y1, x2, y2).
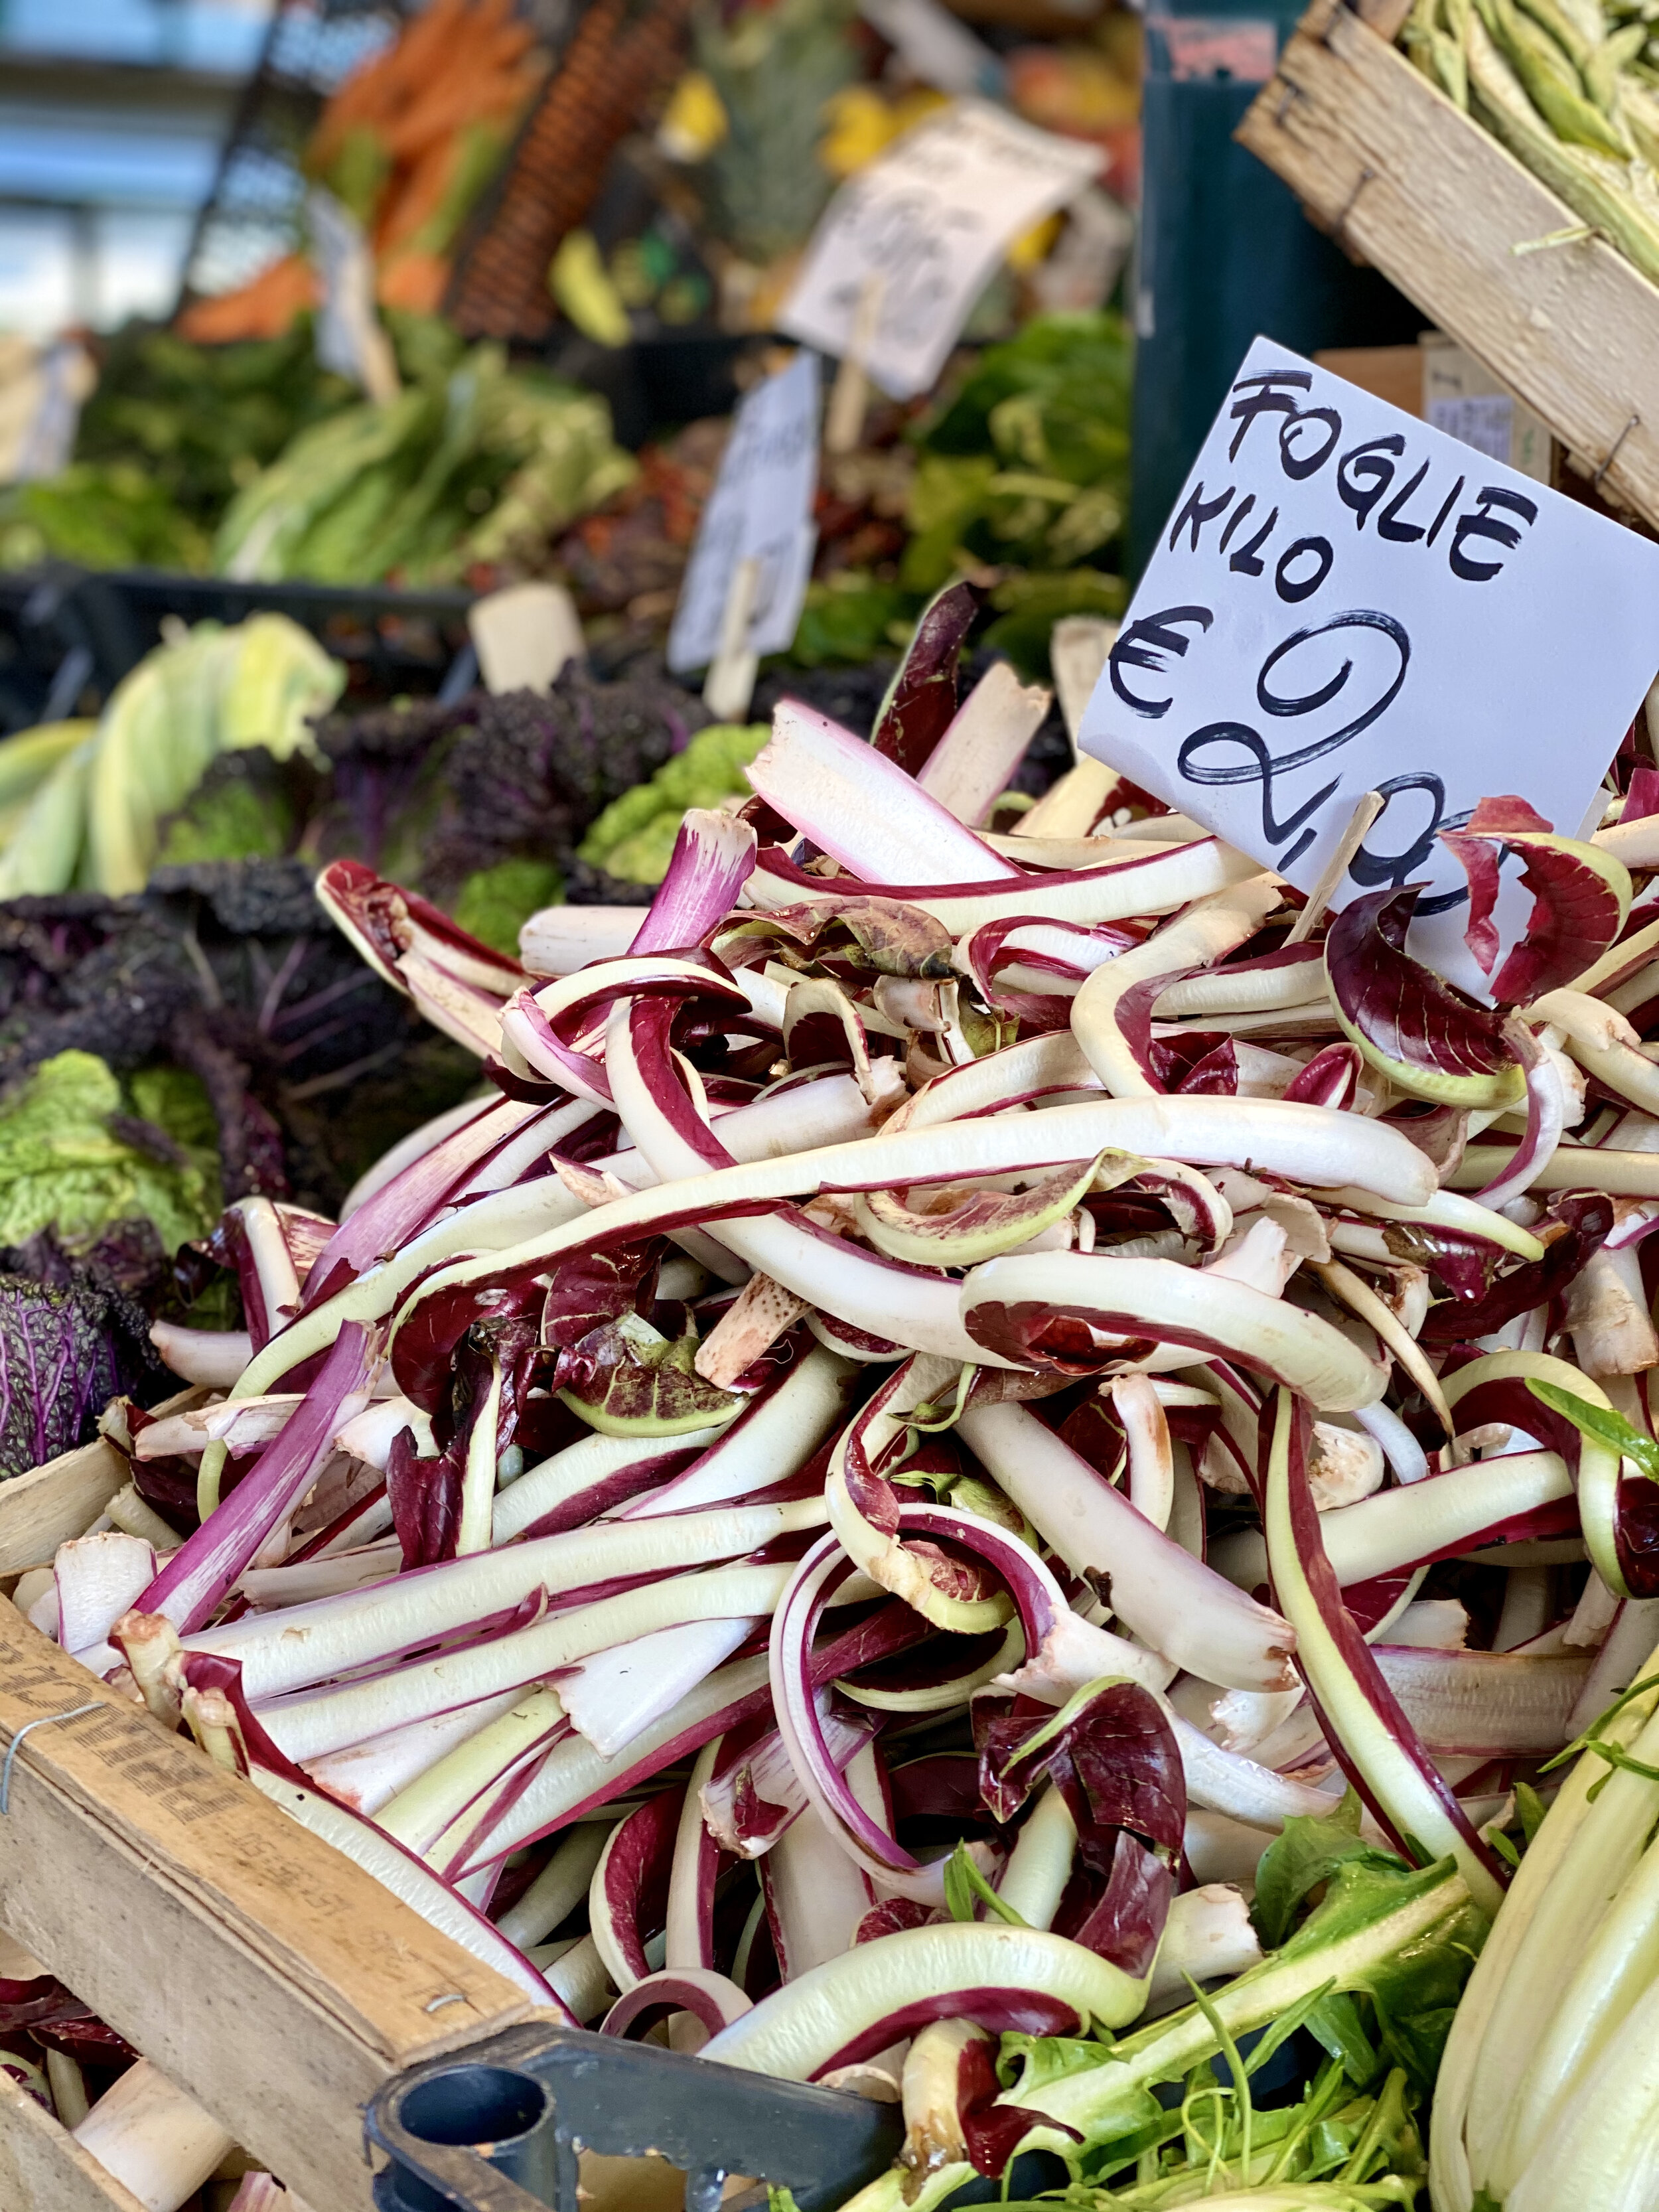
(174, 0, 411, 313)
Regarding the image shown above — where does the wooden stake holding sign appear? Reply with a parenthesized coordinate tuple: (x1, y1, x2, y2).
(1078, 337, 1659, 984)
(825, 276, 885, 457)
(703, 556, 762, 722)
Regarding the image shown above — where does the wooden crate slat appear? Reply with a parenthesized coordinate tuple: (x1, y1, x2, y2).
(0, 2073, 148, 2212)
(1236, 0, 1659, 528)
(0, 1439, 132, 1578)
(0, 1602, 540, 2212)
(0, 1389, 210, 1576)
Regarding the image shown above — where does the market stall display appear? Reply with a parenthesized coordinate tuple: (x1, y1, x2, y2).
(35, 0, 1659, 2195)
(4, 577, 1659, 2205)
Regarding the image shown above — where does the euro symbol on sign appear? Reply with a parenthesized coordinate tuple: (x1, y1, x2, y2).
(1108, 606, 1214, 719)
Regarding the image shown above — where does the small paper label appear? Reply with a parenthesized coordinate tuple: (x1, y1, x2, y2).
(778, 102, 1102, 402)
(309, 188, 400, 406)
(668, 351, 821, 678)
(1078, 335, 1659, 980)
(1425, 392, 1513, 467)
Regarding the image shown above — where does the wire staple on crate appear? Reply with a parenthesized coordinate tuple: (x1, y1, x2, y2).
(1334, 165, 1377, 247)
(1594, 413, 1642, 490)
(0, 1704, 100, 1814)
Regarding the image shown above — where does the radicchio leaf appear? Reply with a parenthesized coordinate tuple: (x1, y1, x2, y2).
(1417, 1192, 1613, 1345)
(542, 1240, 664, 1351)
(1285, 1043, 1363, 1109)
(1626, 765, 1659, 823)
(554, 1312, 744, 1436)
(872, 581, 977, 775)
(955, 2031, 1080, 2177)
(1053, 1830, 1173, 1978)
(1326, 885, 1521, 1105)
(974, 1678, 1183, 1977)
(1441, 796, 1632, 1004)
(727, 896, 956, 980)
(387, 1423, 463, 1568)
(0, 1979, 135, 2063)
(390, 1269, 547, 1412)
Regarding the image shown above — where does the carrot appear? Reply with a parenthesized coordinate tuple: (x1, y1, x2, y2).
(176, 253, 319, 344)
(376, 251, 450, 314)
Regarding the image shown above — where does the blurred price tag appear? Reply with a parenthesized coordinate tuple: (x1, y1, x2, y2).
(779, 102, 1102, 402)
(309, 188, 400, 406)
(668, 351, 821, 678)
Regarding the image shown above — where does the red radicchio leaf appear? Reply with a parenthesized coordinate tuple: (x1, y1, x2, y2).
(1490, 839, 1626, 1004)
(392, 1311, 545, 1566)
(1616, 1478, 1659, 1596)
(1439, 828, 1503, 978)
(1441, 796, 1626, 1003)
(1341, 1568, 1418, 1635)
(1326, 886, 1516, 1086)
(1626, 765, 1659, 823)
(597, 1791, 683, 1980)
(855, 1897, 945, 1943)
(553, 1317, 741, 1431)
(0, 1978, 137, 2063)
(886, 1749, 993, 1834)
(391, 1270, 546, 1413)
(1285, 1043, 1363, 1109)
(963, 1300, 1151, 1375)
(1379, 1219, 1501, 1303)
(974, 1682, 1186, 1855)
(956, 2033, 1082, 2174)
(1167, 1035, 1238, 1095)
(871, 582, 977, 775)
(387, 1423, 463, 1568)
(1417, 1193, 1613, 1345)
(1053, 1830, 1175, 1980)
(542, 1240, 664, 1352)
(1056, 1389, 1127, 1479)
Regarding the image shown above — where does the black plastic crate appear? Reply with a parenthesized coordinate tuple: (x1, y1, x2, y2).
(364, 2020, 903, 2212)
(0, 564, 477, 730)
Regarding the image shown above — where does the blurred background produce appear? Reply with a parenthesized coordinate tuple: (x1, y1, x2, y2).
(0, 0, 1429, 1486)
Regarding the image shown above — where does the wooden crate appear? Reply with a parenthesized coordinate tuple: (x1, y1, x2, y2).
(1237, 0, 1659, 530)
(0, 1599, 544, 2211)
(0, 2071, 147, 2212)
(0, 1389, 211, 1579)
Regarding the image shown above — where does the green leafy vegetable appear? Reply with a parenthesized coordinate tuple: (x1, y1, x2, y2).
(944, 1838, 1029, 1927)
(1528, 1373, 1659, 1479)
(993, 1853, 1484, 2167)
(1253, 1793, 1409, 1950)
(788, 575, 916, 668)
(902, 312, 1132, 603)
(0, 1051, 219, 1256)
(451, 857, 564, 959)
(579, 721, 768, 883)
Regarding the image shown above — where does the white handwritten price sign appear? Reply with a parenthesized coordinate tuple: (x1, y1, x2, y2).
(668, 351, 821, 678)
(1080, 338, 1659, 974)
(778, 102, 1102, 403)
